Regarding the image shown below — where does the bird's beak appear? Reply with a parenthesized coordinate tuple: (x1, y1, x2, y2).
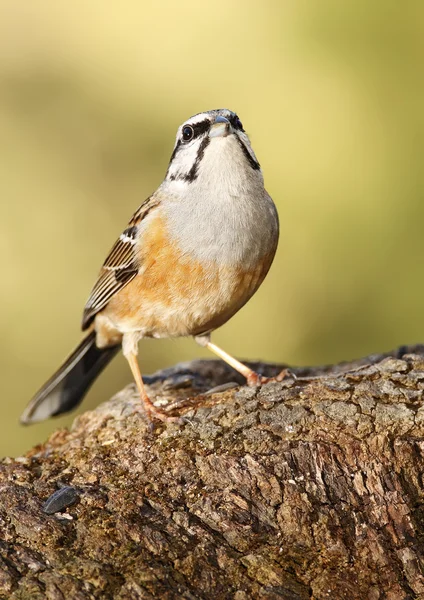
(209, 116, 231, 138)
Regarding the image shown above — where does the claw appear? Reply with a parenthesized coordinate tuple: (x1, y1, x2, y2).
(146, 406, 182, 424)
(246, 368, 292, 387)
(134, 399, 182, 424)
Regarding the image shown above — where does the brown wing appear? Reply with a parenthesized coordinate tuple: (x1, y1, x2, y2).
(82, 196, 160, 330)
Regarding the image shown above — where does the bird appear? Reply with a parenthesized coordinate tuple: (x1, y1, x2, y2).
(21, 108, 280, 425)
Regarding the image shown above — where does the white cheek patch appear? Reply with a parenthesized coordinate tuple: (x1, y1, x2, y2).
(166, 136, 204, 182)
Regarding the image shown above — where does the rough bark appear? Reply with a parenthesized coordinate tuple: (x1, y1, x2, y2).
(1, 346, 424, 600)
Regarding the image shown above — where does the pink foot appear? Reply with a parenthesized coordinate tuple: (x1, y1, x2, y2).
(135, 398, 182, 423)
(246, 368, 291, 387)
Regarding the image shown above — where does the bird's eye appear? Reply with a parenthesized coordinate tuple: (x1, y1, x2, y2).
(182, 125, 194, 142)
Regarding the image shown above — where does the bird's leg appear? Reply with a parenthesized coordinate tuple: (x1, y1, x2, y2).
(194, 336, 289, 386)
(126, 353, 181, 422)
(123, 334, 179, 422)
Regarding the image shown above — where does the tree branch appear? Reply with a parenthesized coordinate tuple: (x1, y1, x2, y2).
(1, 345, 424, 599)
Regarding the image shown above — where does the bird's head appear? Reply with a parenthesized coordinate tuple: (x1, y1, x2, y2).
(164, 109, 262, 189)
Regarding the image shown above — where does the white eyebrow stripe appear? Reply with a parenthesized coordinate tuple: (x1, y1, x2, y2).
(185, 112, 211, 126)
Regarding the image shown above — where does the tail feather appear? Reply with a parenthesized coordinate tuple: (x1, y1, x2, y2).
(21, 331, 119, 425)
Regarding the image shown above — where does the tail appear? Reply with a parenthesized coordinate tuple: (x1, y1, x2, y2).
(20, 331, 120, 425)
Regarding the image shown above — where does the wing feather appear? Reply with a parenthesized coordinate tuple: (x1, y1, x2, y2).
(82, 196, 160, 329)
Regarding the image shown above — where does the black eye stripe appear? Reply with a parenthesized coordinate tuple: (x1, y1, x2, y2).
(179, 115, 242, 143)
(229, 114, 244, 131)
(189, 119, 210, 139)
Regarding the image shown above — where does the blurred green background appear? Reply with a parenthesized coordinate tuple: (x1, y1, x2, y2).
(1, 0, 423, 457)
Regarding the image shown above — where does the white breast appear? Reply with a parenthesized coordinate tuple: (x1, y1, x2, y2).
(160, 135, 279, 269)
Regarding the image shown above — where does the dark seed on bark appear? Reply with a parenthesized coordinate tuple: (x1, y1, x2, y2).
(42, 486, 79, 514)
